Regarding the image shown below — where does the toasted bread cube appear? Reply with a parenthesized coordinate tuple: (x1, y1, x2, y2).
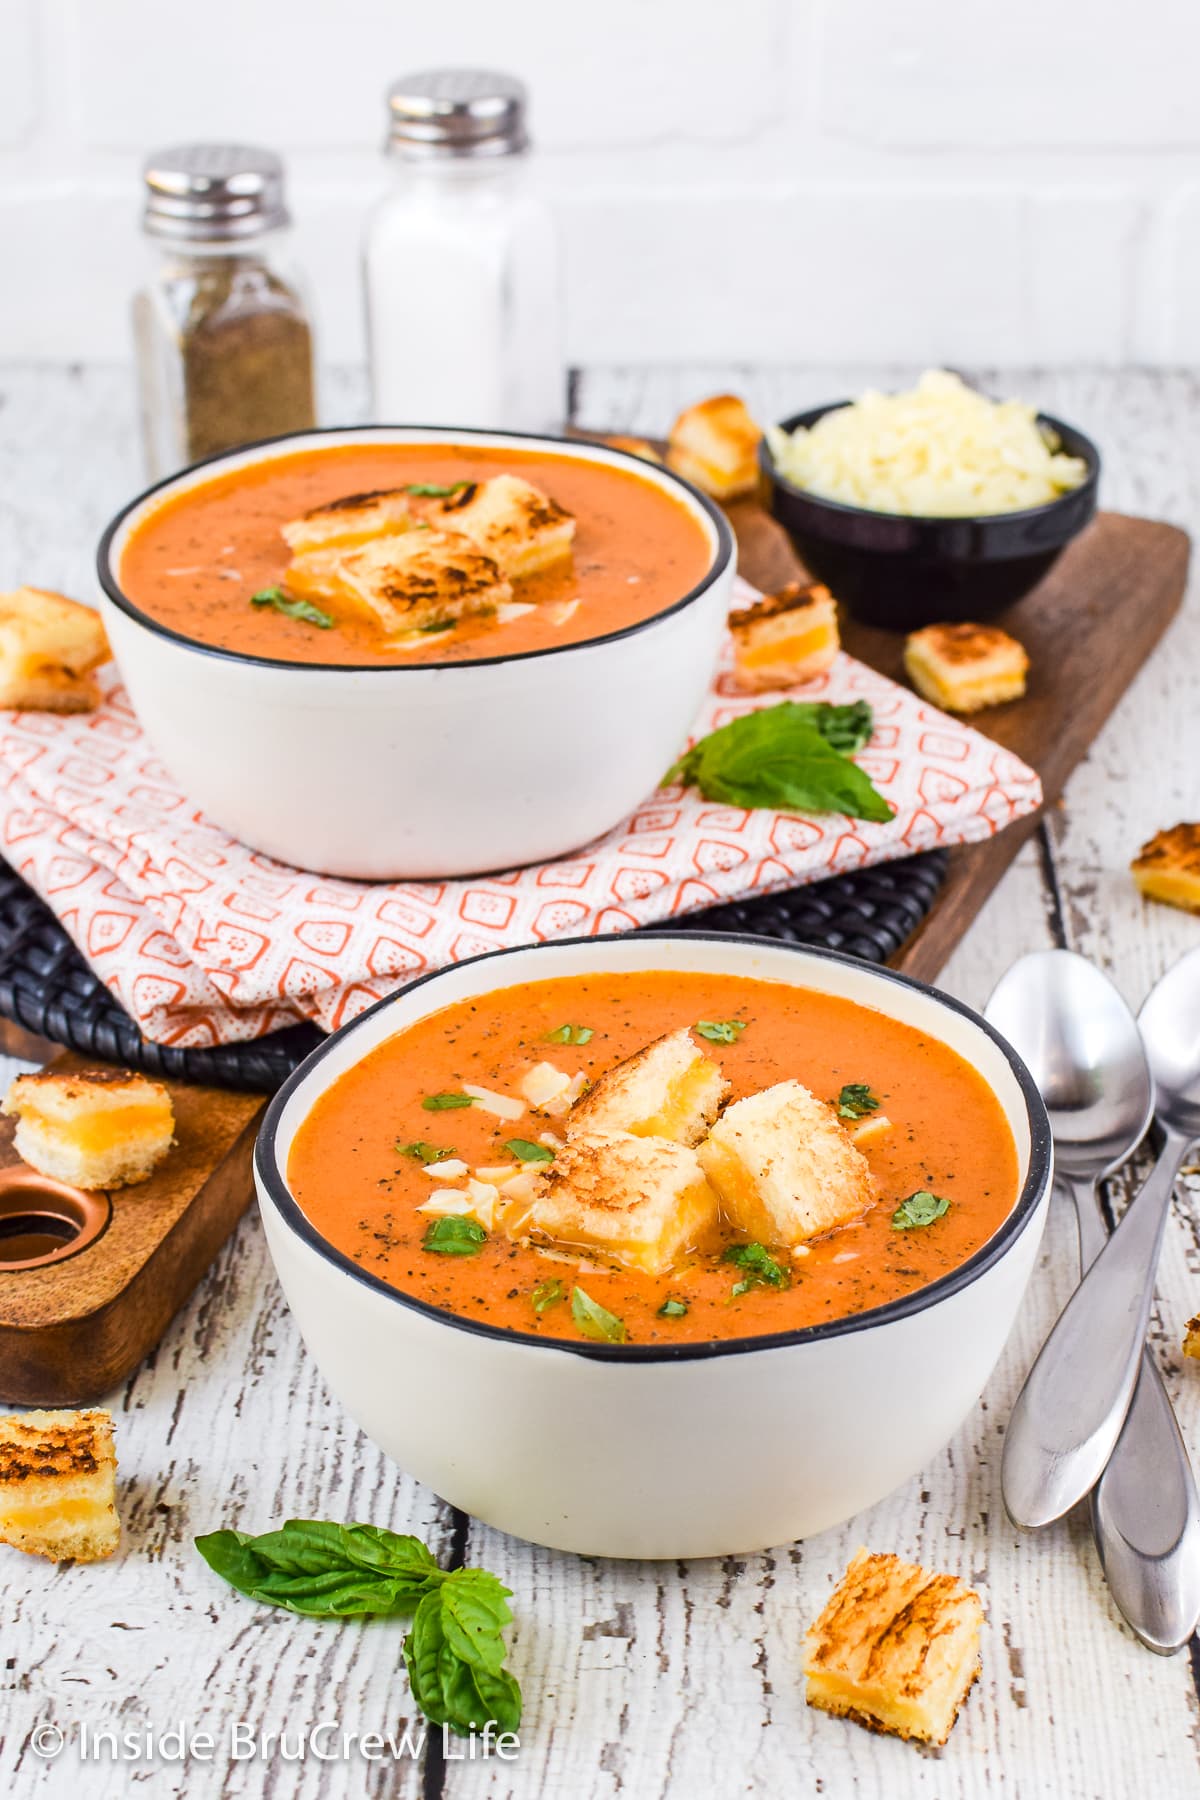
(1184, 1315, 1200, 1360)
(730, 582, 840, 692)
(696, 1079, 873, 1248)
(0, 1409, 119, 1562)
(529, 1130, 718, 1275)
(568, 1029, 730, 1148)
(1131, 824, 1200, 915)
(604, 435, 663, 464)
(287, 530, 511, 636)
(805, 1548, 983, 1746)
(903, 622, 1028, 714)
(413, 474, 576, 579)
(667, 395, 762, 500)
(2, 1068, 174, 1190)
(0, 587, 109, 714)
(281, 488, 413, 554)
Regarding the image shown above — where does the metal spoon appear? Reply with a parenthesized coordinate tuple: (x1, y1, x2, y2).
(987, 949, 1200, 1650)
(999, 945, 1200, 1533)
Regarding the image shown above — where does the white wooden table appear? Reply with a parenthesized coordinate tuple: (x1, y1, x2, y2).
(0, 365, 1198, 1799)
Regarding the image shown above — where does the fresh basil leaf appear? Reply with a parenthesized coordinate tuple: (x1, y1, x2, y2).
(250, 586, 335, 629)
(892, 1190, 951, 1230)
(571, 1285, 627, 1343)
(404, 1586, 522, 1736)
(423, 1216, 488, 1256)
(506, 1138, 555, 1164)
(194, 1522, 441, 1617)
(723, 1241, 790, 1292)
(657, 1297, 688, 1319)
(543, 1023, 594, 1045)
(403, 481, 471, 498)
(532, 1277, 566, 1315)
(397, 1140, 453, 1164)
(664, 702, 893, 824)
(423, 1091, 476, 1111)
(694, 1019, 746, 1045)
(793, 699, 875, 755)
(836, 1082, 881, 1120)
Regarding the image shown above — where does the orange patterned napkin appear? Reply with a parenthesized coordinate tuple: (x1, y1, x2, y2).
(0, 586, 1040, 1047)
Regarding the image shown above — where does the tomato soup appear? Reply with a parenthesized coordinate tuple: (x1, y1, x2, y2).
(287, 972, 1019, 1347)
(118, 443, 713, 666)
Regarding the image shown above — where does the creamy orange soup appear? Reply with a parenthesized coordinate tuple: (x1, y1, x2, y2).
(287, 972, 1020, 1347)
(118, 443, 713, 666)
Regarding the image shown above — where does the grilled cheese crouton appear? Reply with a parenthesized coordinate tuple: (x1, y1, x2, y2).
(804, 1548, 983, 1746)
(667, 395, 762, 500)
(697, 1079, 873, 1247)
(1184, 1315, 1200, 1360)
(604, 436, 663, 464)
(281, 488, 413, 554)
(1131, 824, 1200, 914)
(730, 582, 840, 692)
(0, 587, 109, 714)
(0, 1409, 119, 1562)
(568, 1029, 730, 1148)
(903, 621, 1028, 713)
(529, 1130, 719, 1275)
(412, 474, 576, 579)
(3, 1068, 174, 1190)
(287, 530, 511, 635)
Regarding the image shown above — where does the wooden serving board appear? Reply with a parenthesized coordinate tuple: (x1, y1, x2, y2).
(0, 1054, 265, 1405)
(728, 501, 1191, 981)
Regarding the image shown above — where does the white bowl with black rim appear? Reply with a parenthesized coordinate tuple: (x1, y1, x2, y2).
(254, 932, 1053, 1558)
(95, 427, 736, 879)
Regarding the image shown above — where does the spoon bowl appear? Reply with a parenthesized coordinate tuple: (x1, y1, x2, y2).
(1139, 944, 1200, 1141)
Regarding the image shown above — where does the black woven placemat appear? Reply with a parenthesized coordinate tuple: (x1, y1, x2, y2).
(0, 850, 947, 1092)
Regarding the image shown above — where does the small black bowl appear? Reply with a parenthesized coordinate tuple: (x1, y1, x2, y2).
(762, 401, 1101, 631)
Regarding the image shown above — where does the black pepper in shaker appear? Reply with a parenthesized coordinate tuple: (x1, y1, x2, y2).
(133, 143, 317, 479)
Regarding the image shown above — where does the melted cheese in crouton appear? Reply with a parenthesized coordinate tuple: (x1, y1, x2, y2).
(287, 530, 511, 635)
(281, 489, 413, 554)
(568, 1029, 730, 1148)
(413, 474, 576, 579)
(529, 1130, 719, 1275)
(730, 582, 840, 693)
(804, 1548, 983, 1746)
(0, 1408, 120, 1562)
(697, 1079, 874, 1247)
(3, 1069, 174, 1190)
(1131, 823, 1200, 915)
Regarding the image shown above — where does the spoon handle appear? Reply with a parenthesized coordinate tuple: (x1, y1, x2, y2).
(1063, 1174, 1200, 1650)
(1003, 1130, 1189, 1529)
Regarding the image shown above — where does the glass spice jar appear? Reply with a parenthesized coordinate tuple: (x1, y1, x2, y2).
(133, 144, 317, 480)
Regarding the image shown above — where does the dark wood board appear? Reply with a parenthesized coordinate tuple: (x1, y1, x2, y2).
(726, 500, 1191, 981)
(0, 1055, 265, 1405)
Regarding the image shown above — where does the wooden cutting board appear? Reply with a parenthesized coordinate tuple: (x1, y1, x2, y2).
(728, 501, 1191, 981)
(0, 1055, 265, 1405)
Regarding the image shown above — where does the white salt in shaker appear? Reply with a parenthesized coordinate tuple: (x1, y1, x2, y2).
(365, 69, 564, 433)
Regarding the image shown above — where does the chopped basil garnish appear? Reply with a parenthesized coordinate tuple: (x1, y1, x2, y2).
(663, 700, 892, 823)
(570, 1285, 627, 1343)
(397, 1140, 453, 1164)
(724, 1241, 789, 1294)
(422, 1216, 488, 1256)
(418, 618, 456, 634)
(892, 1190, 951, 1230)
(422, 1091, 476, 1111)
(531, 1278, 566, 1315)
(250, 586, 335, 629)
(403, 481, 471, 498)
(543, 1023, 594, 1045)
(836, 1083, 881, 1121)
(658, 1297, 689, 1319)
(695, 1019, 747, 1045)
(506, 1138, 555, 1164)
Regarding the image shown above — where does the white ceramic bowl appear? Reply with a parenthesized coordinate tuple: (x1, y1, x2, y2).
(255, 933, 1053, 1559)
(96, 427, 736, 879)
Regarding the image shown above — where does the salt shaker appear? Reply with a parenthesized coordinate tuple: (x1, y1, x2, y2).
(365, 70, 564, 433)
(133, 144, 316, 480)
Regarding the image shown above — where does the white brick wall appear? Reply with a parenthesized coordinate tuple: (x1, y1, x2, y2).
(0, 0, 1197, 367)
